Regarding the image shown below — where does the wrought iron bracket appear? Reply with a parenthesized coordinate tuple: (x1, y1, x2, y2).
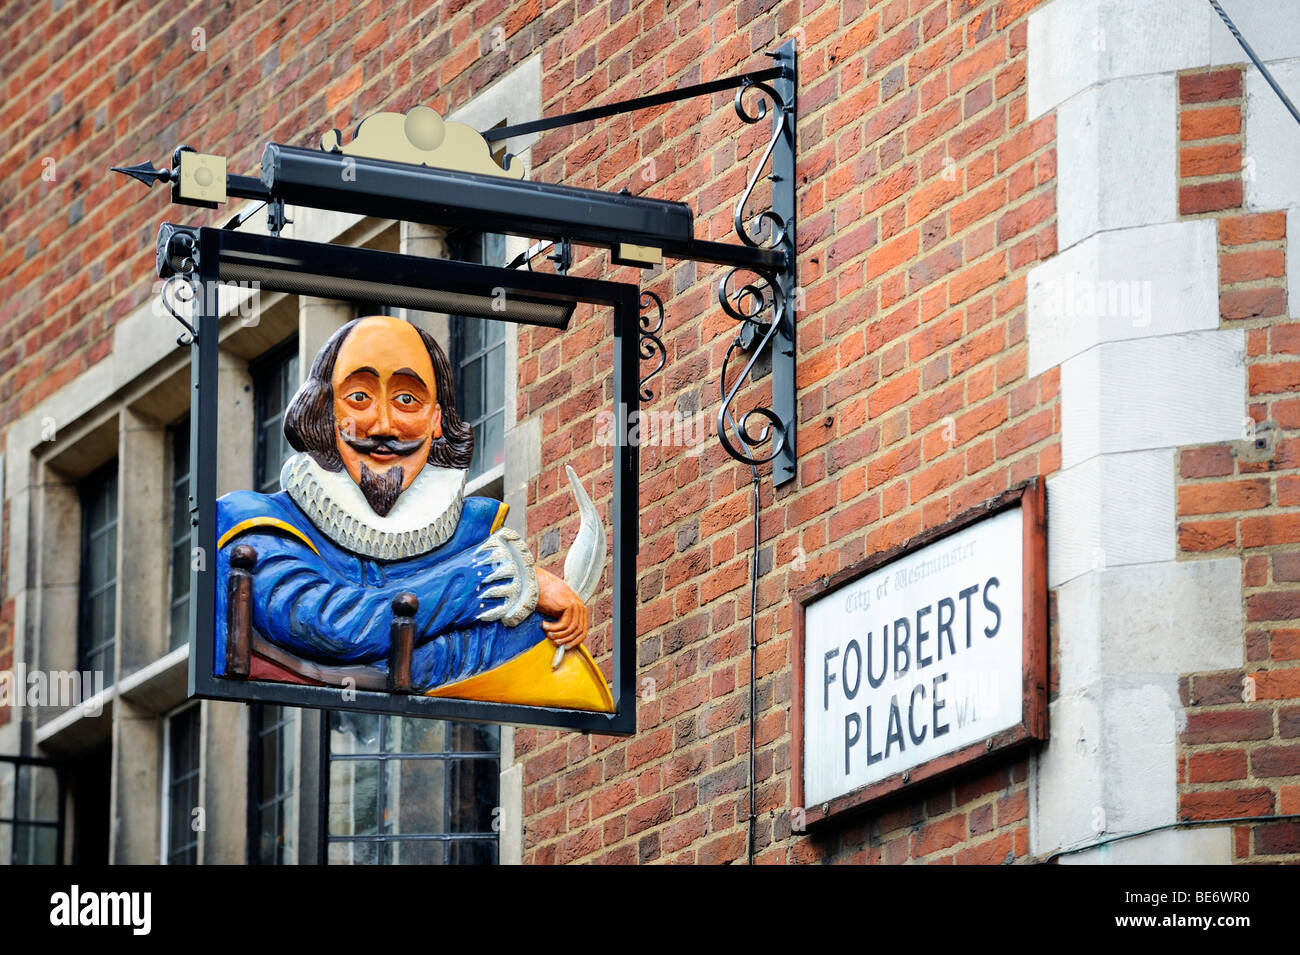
(546, 236, 573, 275)
(712, 40, 797, 483)
(111, 43, 799, 485)
(267, 197, 292, 236)
(156, 223, 200, 346)
(492, 42, 799, 483)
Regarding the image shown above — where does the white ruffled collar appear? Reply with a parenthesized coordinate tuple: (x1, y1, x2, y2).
(280, 452, 466, 561)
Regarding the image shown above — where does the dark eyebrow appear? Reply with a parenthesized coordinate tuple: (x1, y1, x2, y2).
(392, 367, 427, 386)
(343, 366, 379, 379)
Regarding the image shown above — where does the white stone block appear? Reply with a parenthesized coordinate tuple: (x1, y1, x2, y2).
(1210, 1, 1300, 66)
(114, 295, 184, 391)
(1033, 691, 1106, 854)
(3, 425, 33, 502)
(1059, 824, 1234, 864)
(1029, 0, 1213, 120)
(1056, 75, 1178, 251)
(498, 761, 524, 865)
(1034, 677, 1186, 858)
(1029, 0, 1102, 120)
(1047, 450, 1176, 587)
(1245, 58, 1300, 213)
(1092, 0, 1212, 80)
(5, 356, 116, 498)
(1028, 220, 1220, 377)
(449, 53, 543, 162)
(4, 485, 29, 600)
(1060, 330, 1246, 469)
(1098, 679, 1179, 834)
(1055, 559, 1243, 694)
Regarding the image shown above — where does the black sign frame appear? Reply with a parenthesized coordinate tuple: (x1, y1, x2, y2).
(186, 227, 639, 735)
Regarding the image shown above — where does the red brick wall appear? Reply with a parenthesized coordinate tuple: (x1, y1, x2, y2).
(515, 0, 1059, 864)
(1174, 66, 1300, 862)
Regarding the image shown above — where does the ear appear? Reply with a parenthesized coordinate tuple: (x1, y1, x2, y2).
(431, 403, 443, 440)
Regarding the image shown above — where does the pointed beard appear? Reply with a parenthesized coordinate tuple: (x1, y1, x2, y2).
(358, 462, 405, 517)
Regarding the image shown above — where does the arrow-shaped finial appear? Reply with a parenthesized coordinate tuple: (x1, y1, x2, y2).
(110, 161, 171, 188)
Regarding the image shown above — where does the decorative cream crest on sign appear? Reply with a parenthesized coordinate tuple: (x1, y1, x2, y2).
(321, 105, 524, 179)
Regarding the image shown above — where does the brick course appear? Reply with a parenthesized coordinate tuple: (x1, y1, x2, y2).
(1174, 65, 1300, 863)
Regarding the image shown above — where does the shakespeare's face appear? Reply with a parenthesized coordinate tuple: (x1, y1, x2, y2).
(331, 316, 442, 507)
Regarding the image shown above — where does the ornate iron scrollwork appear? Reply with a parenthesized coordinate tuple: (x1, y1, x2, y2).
(156, 223, 200, 346)
(637, 290, 666, 401)
(716, 66, 795, 473)
(161, 272, 198, 347)
(733, 79, 790, 251)
(716, 267, 788, 466)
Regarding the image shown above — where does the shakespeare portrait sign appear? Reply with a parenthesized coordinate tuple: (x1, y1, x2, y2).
(179, 226, 642, 735)
(216, 316, 612, 712)
(121, 86, 796, 735)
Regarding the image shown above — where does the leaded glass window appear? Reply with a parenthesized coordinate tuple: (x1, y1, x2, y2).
(249, 704, 298, 864)
(248, 339, 302, 863)
(0, 757, 62, 864)
(451, 232, 507, 481)
(326, 713, 499, 865)
(253, 339, 300, 493)
(78, 461, 118, 685)
(165, 704, 201, 865)
(168, 418, 190, 650)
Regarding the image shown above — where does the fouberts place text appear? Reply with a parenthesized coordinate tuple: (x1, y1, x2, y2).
(802, 507, 1025, 807)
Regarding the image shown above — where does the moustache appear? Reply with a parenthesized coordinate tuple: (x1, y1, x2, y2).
(341, 433, 426, 456)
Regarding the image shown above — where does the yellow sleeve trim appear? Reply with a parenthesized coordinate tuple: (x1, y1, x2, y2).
(219, 517, 320, 555)
(489, 501, 509, 534)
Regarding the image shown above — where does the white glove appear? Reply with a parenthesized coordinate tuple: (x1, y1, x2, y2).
(472, 527, 539, 628)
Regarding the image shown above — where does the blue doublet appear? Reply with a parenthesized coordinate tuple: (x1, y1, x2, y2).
(215, 490, 547, 691)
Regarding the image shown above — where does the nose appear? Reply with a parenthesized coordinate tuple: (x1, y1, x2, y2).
(374, 394, 394, 435)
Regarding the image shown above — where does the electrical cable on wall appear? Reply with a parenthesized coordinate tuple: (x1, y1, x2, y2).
(1044, 813, 1300, 863)
(1209, 0, 1300, 126)
(746, 464, 760, 865)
